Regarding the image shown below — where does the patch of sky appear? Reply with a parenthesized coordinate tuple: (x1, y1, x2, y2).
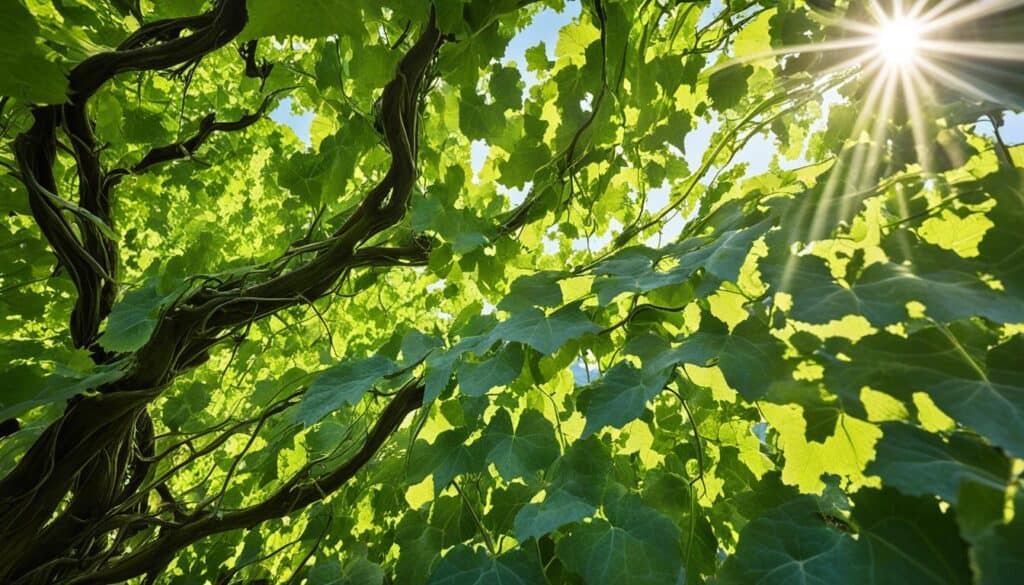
(499, 181, 531, 207)
(683, 84, 844, 192)
(642, 181, 672, 215)
(580, 92, 593, 112)
(270, 96, 313, 148)
(697, 0, 726, 29)
(571, 218, 622, 252)
(468, 3, 579, 186)
(503, 1, 581, 89)
(570, 353, 601, 385)
(752, 421, 768, 443)
(975, 110, 1024, 144)
(470, 140, 489, 183)
(696, 0, 729, 68)
(639, 181, 686, 246)
(544, 224, 561, 255)
(684, 114, 722, 175)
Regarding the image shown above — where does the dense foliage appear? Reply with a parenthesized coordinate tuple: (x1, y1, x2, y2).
(1, 0, 1022, 583)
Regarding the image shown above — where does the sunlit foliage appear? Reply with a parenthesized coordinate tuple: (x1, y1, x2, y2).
(1, 0, 1022, 583)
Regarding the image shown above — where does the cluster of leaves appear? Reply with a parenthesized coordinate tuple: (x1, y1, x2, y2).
(0, 0, 1022, 583)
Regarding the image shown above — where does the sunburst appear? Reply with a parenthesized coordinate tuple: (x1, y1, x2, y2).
(873, 15, 923, 67)
(724, 0, 1024, 292)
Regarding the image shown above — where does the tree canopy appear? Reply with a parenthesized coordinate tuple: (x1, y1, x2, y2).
(1, 0, 1023, 583)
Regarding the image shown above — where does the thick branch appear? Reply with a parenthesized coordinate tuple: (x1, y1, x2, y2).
(72, 0, 248, 101)
(65, 382, 425, 585)
(0, 8, 443, 580)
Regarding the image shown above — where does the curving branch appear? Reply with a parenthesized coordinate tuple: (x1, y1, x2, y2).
(238, 39, 274, 88)
(72, 0, 248, 101)
(1, 1, 254, 579)
(65, 382, 425, 585)
(13, 0, 251, 352)
(108, 89, 286, 181)
(0, 5, 445, 581)
(0, 0, 586, 580)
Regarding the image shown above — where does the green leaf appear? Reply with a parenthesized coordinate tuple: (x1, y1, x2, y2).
(514, 488, 595, 542)
(489, 302, 599, 355)
(489, 66, 523, 111)
(483, 483, 534, 537)
(592, 220, 769, 305)
(496, 271, 565, 313)
(524, 43, 550, 72)
(827, 330, 1024, 457)
(456, 342, 524, 397)
(401, 330, 444, 366)
(849, 488, 971, 585)
(162, 381, 212, 432)
(277, 126, 368, 206)
(722, 489, 973, 585)
(578, 361, 670, 436)
(867, 422, 1012, 504)
(427, 546, 545, 585)
(430, 495, 477, 548)
(341, 556, 385, 585)
(308, 558, 344, 585)
(98, 278, 177, 352)
(479, 409, 559, 481)
(707, 64, 753, 111)
(458, 89, 504, 141)
(967, 492, 1024, 585)
(244, 0, 364, 39)
(767, 251, 1024, 327)
(717, 495, 870, 584)
(294, 355, 399, 426)
(975, 169, 1024, 296)
(671, 314, 788, 400)
(424, 351, 459, 404)
(547, 436, 614, 506)
(0, 2, 68, 103)
(0, 364, 124, 421)
(642, 471, 718, 582)
(395, 511, 444, 585)
(408, 429, 483, 494)
(557, 492, 683, 585)
(765, 380, 841, 442)
(590, 247, 669, 305)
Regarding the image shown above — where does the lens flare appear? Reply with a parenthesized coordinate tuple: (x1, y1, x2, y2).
(710, 0, 1024, 295)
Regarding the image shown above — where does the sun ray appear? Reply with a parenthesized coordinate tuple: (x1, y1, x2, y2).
(921, 0, 1024, 32)
(905, 0, 934, 20)
(864, 0, 896, 24)
(918, 40, 1024, 61)
(775, 59, 895, 295)
(916, 0, 971, 24)
(835, 18, 885, 37)
(900, 63, 934, 175)
(847, 64, 900, 217)
(813, 61, 894, 237)
(914, 58, 1005, 103)
(705, 38, 878, 75)
(737, 0, 1024, 296)
(816, 50, 881, 78)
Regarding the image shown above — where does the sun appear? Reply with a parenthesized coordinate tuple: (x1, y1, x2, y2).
(874, 16, 923, 67)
